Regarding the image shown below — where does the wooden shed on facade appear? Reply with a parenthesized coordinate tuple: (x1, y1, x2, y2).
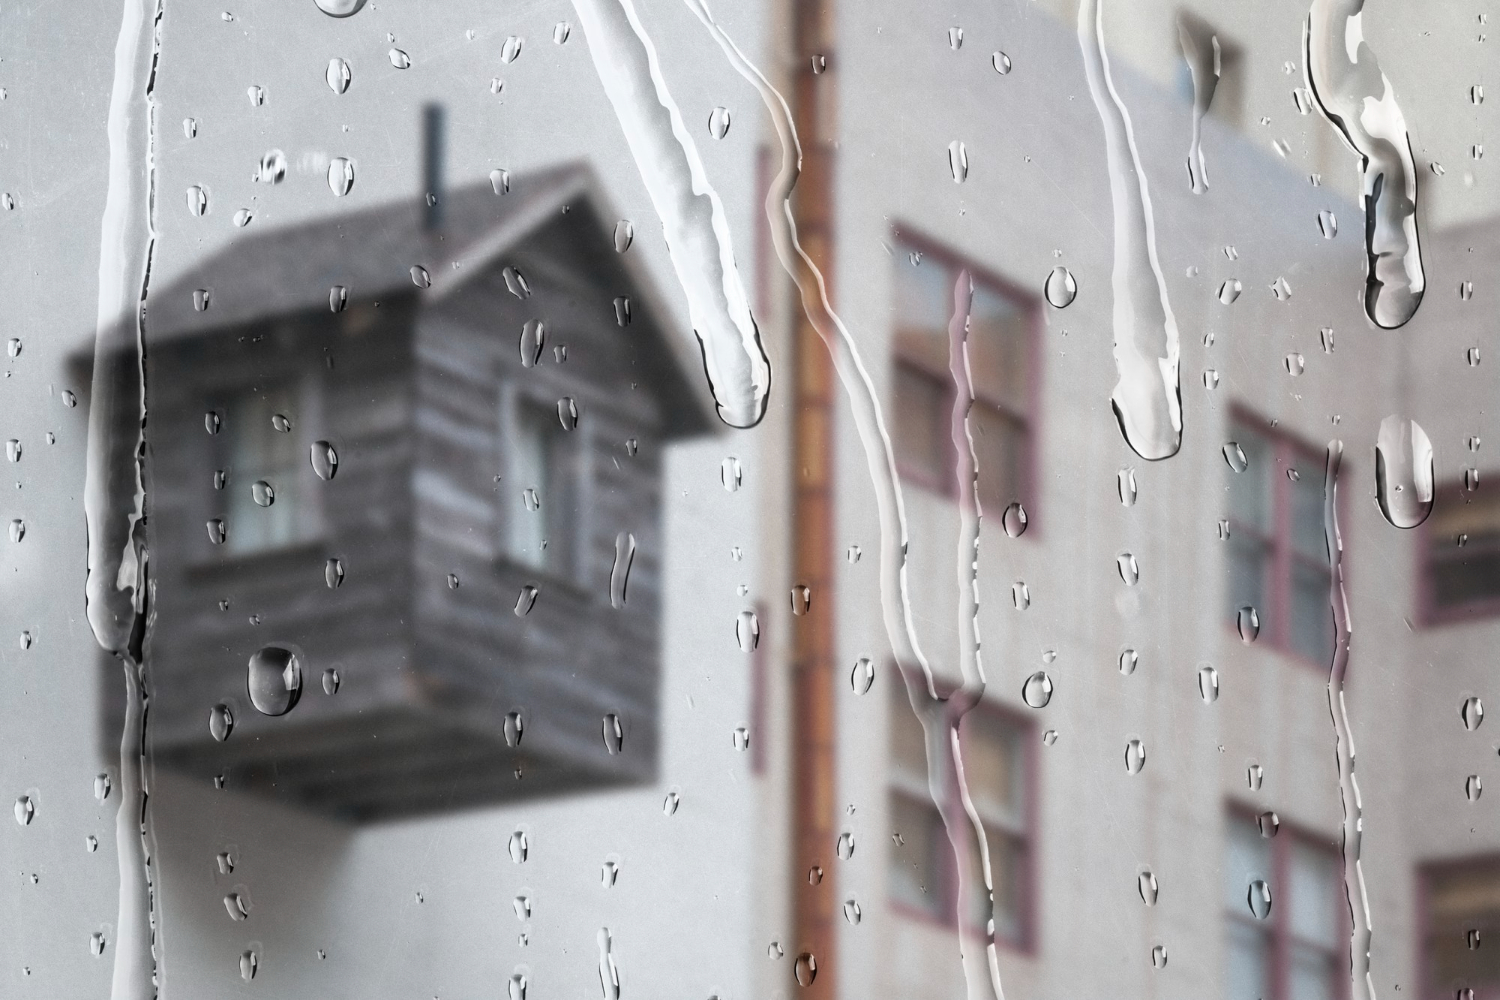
(111, 162, 714, 821)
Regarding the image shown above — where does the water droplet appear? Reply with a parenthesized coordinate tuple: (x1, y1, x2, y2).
(843, 899, 862, 924)
(1236, 606, 1260, 643)
(251, 480, 275, 507)
(314, 0, 366, 15)
(610, 218, 636, 254)
(209, 704, 234, 742)
(557, 397, 579, 431)
(446, 572, 460, 590)
(1198, 663, 1219, 703)
(601, 858, 619, 886)
(1375, 415, 1435, 528)
(947, 140, 969, 183)
(329, 285, 348, 313)
(232, 208, 253, 228)
(1470, 928, 1482, 951)
(1218, 279, 1242, 304)
(514, 318, 547, 369)
(1467, 467, 1482, 493)
(239, 949, 258, 982)
(1462, 696, 1485, 731)
(325, 57, 352, 94)
(1151, 945, 1167, 969)
(1469, 346, 1483, 367)
(1468, 775, 1484, 801)
(663, 788, 681, 815)
(489, 168, 512, 196)
(602, 713, 624, 754)
(1247, 763, 1264, 790)
(1257, 810, 1279, 838)
(522, 488, 540, 513)
(247, 646, 302, 717)
(1271, 276, 1293, 301)
(810, 54, 826, 73)
(224, 891, 250, 922)
(322, 557, 345, 589)
(947, 26, 964, 49)
(992, 51, 1012, 74)
(1285, 353, 1306, 376)
(736, 610, 760, 652)
(1044, 266, 1077, 308)
(514, 585, 538, 617)
(1002, 501, 1028, 537)
(1247, 879, 1273, 920)
(1125, 738, 1146, 774)
(1475, 84, 1486, 105)
(256, 149, 286, 185)
(503, 266, 531, 299)
(509, 971, 528, 1000)
(3, 440, 19, 464)
(13, 795, 33, 826)
(1223, 442, 1249, 473)
(8, 520, 23, 543)
(733, 726, 750, 751)
(247, 85, 264, 106)
(708, 106, 732, 139)
(206, 519, 226, 545)
(1022, 671, 1054, 709)
(794, 953, 817, 987)
(325, 156, 355, 197)
(610, 532, 635, 609)
(501, 35, 524, 64)
(1203, 369, 1220, 390)
(1318, 210, 1337, 239)
(90, 931, 106, 956)
(186, 184, 209, 217)
(1042, 729, 1059, 746)
(93, 773, 111, 803)
(1012, 581, 1031, 610)
(508, 829, 529, 863)
(850, 657, 875, 695)
(1321, 327, 1335, 353)
(553, 21, 572, 44)
(183, 117, 198, 138)
(1119, 648, 1138, 675)
(1116, 468, 1138, 507)
(410, 264, 431, 289)
(1116, 552, 1139, 586)
(192, 288, 211, 312)
(1138, 869, 1158, 906)
(17, 631, 30, 650)
(721, 457, 743, 492)
(321, 668, 340, 695)
(388, 48, 411, 69)
(790, 585, 812, 616)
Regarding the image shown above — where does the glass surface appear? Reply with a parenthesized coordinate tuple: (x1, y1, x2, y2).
(5, 1, 1498, 998)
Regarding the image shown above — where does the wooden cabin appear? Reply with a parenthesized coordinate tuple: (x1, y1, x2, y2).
(109, 163, 715, 821)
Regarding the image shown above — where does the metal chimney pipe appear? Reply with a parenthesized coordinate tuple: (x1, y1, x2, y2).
(423, 103, 444, 232)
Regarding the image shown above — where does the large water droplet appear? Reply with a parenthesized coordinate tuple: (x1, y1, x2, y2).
(325, 557, 344, 589)
(850, 657, 875, 695)
(1125, 739, 1146, 774)
(1119, 648, 1138, 675)
(1247, 879, 1273, 920)
(602, 713, 624, 754)
(1375, 415, 1435, 528)
(1223, 442, 1249, 473)
(94, 773, 111, 802)
(490, 169, 511, 196)
(251, 480, 275, 507)
(186, 185, 208, 217)
(388, 48, 411, 69)
(519, 320, 546, 369)
(737, 610, 760, 652)
(326, 57, 352, 94)
(708, 106, 732, 139)
(790, 585, 812, 616)
(1198, 663, 1219, 703)
(1117, 552, 1139, 586)
(1151, 945, 1167, 969)
(1218, 279, 1242, 304)
(1462, 696, 1485, 731)
(1468, 774, 1484, 802)
(239, 949, 258, 982)
(327, 157, 355, 197)
(610, 533, 635, 609)
(1247, 763, 1264, 790)
(1012, 581, 1031, 610)
(314, 0, 366, 15)
(1022, 671, 1054, 708)
(947, 140, 969, 183)
(557, 397, 579, 430)
(256, 150, 286, 185)
(508, 829, 529, 863)
(1044, 266, 1077, 308)
(794, 953, 817, 987)
(310, 441, 338, 481)
(1117, 468, 1137, 506)
(992, 51, 1012, 74)
(1138, 869, 1158, 906)
(836, 831, 855, 860)
(1257, 811, 1280, 838)
(843, 898, 862, 924)
(1236, 606, 1260, 643)
(503, 266, 532, 299)
(321, 668, 340, 695)
(721, 457, 743, 492)
(509, 972, 528, 1000)
(501, 35, 524, 64)
(1318, 210, 1338, 239)
(247, 646, 302, 717)
(224, 891, 250, 922)
(209, 703, 234, 742)
(206, 519, 226, 545)
(514, 585, 538, 617)
(13, 795, 33, 826)
(1002, 501, 1029, 537)
(90, 931, 106, 956)
(613, 220, 634, 253)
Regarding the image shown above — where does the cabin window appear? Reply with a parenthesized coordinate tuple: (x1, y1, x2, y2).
(216, 383, 304, 556)
(506, 397, 580, 580)
(1223, 810, 1342, 1000)
(1224, 413, 1332, 662)
(887, 682, 1032, 948)
(891, 236, 1036, 517)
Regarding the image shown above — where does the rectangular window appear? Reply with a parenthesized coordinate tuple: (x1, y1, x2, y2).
(1225, 413, 1332, 662)
(887, 684, 1032, 948)
(1223, 810, 1343, 1000)
(1422, 859, 1500, 999)
(891, 235, 1037, 517)
(506, 398, 579, 580)
(218, 384, 303, 556)
(1423, 489, 1500, 622)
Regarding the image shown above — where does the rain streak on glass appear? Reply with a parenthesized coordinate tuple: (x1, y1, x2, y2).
(1375, 415, 1435, 528)
(1178, 17, 1221, 193)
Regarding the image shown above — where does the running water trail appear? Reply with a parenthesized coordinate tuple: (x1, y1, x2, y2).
(1323, 441, 1375, 1000)
(1077, 0, 1183, 462)
(568, 0, 771, 428)
(1304, 0, 1423, 330)
(85, 0, 162, 996)
(682, 5, 1001, 997)
(1177, 18, 1220, 194)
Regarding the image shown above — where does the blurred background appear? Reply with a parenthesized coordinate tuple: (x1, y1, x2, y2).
(0, 0, 1496, 997)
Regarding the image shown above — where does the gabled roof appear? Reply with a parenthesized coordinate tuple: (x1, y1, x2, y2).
(146, 161, 718, 435)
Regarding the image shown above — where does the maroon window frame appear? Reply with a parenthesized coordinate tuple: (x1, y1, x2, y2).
(1225, 805, 1349, 1000)
(889, 226, 1042, 529)
(1225, 406, 1338, 666)
(886, 683, 1038, 954)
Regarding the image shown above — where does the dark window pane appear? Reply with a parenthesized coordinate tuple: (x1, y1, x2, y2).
(1228, 425, 1273, 534)
(889, 793, 946, 920)
(893, 361, 950, 493)
(1289, 563, 1333, 662)
(224, 383, 301, 554)
(970, 400, 1026, 512)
